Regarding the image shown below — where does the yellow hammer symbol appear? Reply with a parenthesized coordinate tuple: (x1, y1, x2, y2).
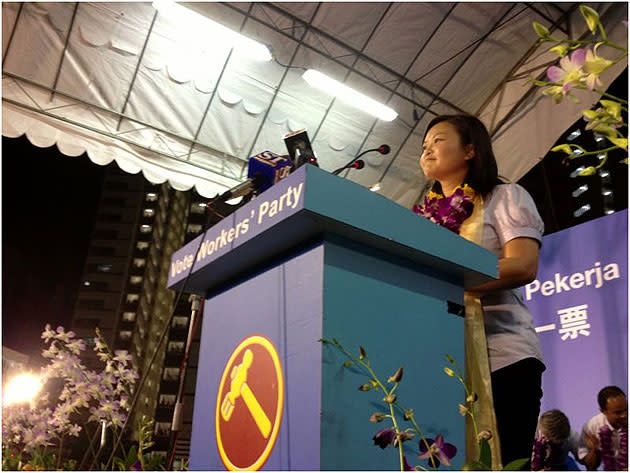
(220, 349, 272, 438)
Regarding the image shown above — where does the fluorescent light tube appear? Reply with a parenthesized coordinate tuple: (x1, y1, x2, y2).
(302, 69, 398, 122)
(152, 1, 272, 62)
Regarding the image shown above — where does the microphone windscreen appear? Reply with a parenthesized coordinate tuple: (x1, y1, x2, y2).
(379, 144, 391, 155)
(247, 151, 293, 193)
(352, 159, 365, 170)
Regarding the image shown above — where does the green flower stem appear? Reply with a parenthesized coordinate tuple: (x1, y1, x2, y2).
(544, 36, 628, 53)
(591, 88, 628, 105)
(567, 145, 619, 157)
(597, 22, 608, 42)
(396, 404, 437, 470)
(333, 342, 435, 471)
(56, 435, 64, 470)
(447, 360, 480, 438)
(536, 79, 629, 105)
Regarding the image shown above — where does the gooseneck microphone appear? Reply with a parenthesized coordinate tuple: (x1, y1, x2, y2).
(332, 144, 390, 176)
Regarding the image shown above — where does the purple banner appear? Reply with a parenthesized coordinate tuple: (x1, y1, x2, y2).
(523, 210, 628, 449)
(167, 167, 306, 288)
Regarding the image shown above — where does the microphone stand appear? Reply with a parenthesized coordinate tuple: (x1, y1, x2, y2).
(166, 294, 202, 470)
(332, 148, 381, 175)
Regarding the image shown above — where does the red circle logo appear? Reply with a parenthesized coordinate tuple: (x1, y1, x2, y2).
(215, 335, 284, 471)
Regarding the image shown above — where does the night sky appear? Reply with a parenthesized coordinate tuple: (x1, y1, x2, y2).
(2, 136, 105, 363)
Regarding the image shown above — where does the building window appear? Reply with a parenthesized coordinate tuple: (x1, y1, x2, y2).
(102, 197, 126, 206)
(172, 316, 188, 328)
(132, 258, 146, 268)
(186, 224, 203, 234)
(96, 264, 113, 272)
(159, 394, 176, 406)
(98, 213, 123, 223)
(139, 224, 152, 234)
(143, 208, 155, 217)
(136, 241, 149, 251)
(145, 193, 158, 202)
(126, 294, 140, 303)
(163, 367, 179, 381)
(119, 331, 132, 341)
(154, 423, 170, 437)
(77, 299, 105, 310)
(129, 276, 142, 285)
(92, 246, 116, 257)
(167, 341, 184, 353)
(190, 202, 206, 214)
(122, 312, 136, 322)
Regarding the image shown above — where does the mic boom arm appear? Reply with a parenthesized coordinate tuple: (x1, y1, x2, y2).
(332, 144, 390, 176)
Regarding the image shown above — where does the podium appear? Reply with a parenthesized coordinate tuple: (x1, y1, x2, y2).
(167, 165, 497, 471)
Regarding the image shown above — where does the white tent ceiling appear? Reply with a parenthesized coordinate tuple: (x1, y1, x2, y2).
(2, 2, 627, 208)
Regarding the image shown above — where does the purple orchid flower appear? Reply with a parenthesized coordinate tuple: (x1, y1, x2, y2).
(373, 428, 396, 449)
(546, 48, 586, 92)
(403, 454, 415, 471)
(418, 434, 457, 468)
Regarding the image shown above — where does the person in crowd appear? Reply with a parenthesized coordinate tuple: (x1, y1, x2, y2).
(578, 386, 628, 470)
(531, 409, 580, 470)
(416, 114, 545, 468)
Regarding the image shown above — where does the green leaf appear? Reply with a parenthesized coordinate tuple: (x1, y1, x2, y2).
(343, 360, 354, 367)
(578, 166, 597, 177)
(606, 136, 628, 150)
(582, 109, 600, 120)
(532, 21, 550, 38)
(580, 5, 600, 34)
(445, 354, 455, 364)
(551, 144, 573, 154)
(600, 100, 622, 119)
(502, 458, 530, 470)
(593, 124, 617, 138)
(478, 438, 492, 469)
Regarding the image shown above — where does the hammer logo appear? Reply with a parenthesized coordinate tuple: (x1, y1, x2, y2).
(220, 349, 272, 438)
(216, 335, 284, 471)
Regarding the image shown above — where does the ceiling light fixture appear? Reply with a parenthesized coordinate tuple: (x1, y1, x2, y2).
(152, 0, 272, 62)
(302, 69, 398, 121)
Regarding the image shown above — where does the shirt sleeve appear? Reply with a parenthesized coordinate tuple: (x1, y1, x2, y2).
(577, 418, 596, 461)
(488, 183, 544, 247)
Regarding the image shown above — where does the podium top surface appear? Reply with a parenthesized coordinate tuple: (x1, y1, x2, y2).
(167, 165, 497, 293)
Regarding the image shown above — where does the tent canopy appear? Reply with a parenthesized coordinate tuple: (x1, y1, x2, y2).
(2, 2, 627, 207)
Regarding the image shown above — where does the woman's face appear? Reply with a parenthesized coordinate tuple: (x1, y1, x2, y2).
(420, 121, 473, 182)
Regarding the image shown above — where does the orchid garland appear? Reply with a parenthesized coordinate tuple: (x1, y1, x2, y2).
(412, 184, 475, 235)
(598, 424, 628, 471)
(531, 5, 628, 175)
(530, 434, 569, 471)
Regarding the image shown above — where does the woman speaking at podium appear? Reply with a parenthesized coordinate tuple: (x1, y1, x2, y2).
(416, 114, 545, 468)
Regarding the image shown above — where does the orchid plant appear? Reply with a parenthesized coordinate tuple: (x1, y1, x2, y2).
(531, 5, 628, 176)
(322, 339, 529, 471)
(0, 325, 163, 471)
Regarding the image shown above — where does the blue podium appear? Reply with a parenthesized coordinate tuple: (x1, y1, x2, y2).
(167, 165, 497, 471)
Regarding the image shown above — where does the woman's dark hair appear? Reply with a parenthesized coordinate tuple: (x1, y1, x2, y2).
(424, 114, 501, 197)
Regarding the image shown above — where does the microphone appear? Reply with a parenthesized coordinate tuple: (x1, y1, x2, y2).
(332, 145, 390, 175)
(350, 159, 365, 170)
(215, 151, 292, 202)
